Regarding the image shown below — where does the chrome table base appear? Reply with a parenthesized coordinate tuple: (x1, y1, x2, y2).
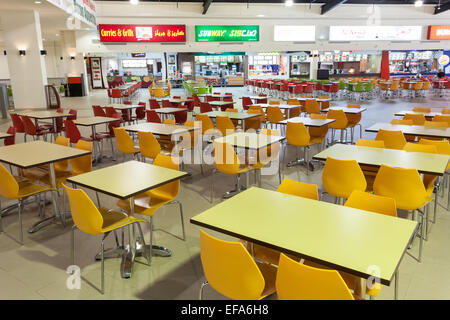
(223, 185, 247, 199)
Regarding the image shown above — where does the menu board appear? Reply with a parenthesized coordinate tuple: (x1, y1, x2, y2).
(99, 24, 186, 42)
(122, 60, 147, 68)
(90, 57, 103, 89)
(329, 26, 422, 41)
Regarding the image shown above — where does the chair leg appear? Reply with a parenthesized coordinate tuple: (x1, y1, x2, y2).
(199, 280, 209, 300)
(101, 233, 107, 294)
(18, 199, 23, 245)
(0, 200, 3, 233)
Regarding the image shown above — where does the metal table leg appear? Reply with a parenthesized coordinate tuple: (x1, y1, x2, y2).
(121, 197, 136, 278)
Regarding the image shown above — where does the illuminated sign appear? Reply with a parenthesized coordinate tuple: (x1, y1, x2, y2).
(195, 25, 259, 42)
(329, 26, 422, 41)
(428, 25, 450, 40)
(274, 26, 315, 42)
(98, 24, 186, 42)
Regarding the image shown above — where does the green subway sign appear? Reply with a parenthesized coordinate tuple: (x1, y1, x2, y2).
(195, 25, 259, 42)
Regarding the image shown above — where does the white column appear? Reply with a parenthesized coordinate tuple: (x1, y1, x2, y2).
(309, 51, 319, 80)
(61, 30, 89, 95)
(1, 10, 47, 110)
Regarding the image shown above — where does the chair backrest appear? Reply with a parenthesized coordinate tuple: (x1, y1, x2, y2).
(200, 102, 213, 113)
(113, 127, 135, 154)
(216, 116, 235, 136)
(373, 164, 427, 211)
(286, 122, 310, 147)
(64, 119, 81, 144)
(53, 136, 70, 171)
(154, 87, 165, 98)
(4, 126, 16, 146)
(412, 107, 431, 113)
(433, 115, 450, 126)
(71, 140, 93, 175)
(195, 114, 214, 134)
(310, 113, 326, 120)
(21, 116, 37, 135)
(242, 97, 253, 110)
(375, 129, 406, 150)
(327, 110, 348, 129)
(192, 94, 201, 107)
(138, 131, 161, 160)
(105, 106, 119, 118)
(322, 157, 367, 199)
(200, 229, 266, 300)
(268, 100, 280, 105)
(355, 139, 384, 148)
(424, 120, 448, 128)
(441, 109, 450, 114)
(390, 119, 414, 125)
(266, 106, 284, 124)
(403, 142, 437, 154)
(163, 119, 175, 125)
(305, 99, 320, 114)
(151, 154, 180, 198)
(63, 184, 104, 235)
(92, 105, 106, 117)
(276, 253, 354, 300)
(403, 113, 426, 125)
(136, 104, 146, 120)
(174, 107, 188, 124)
(277, 178, 318, 200)
(149, 99, 161, 109)
(418, 138, 450, 155)
(10, 113, 25, 133)
(0, 163, 19, 199)
(146, 110, 162, 123)
(162, 99, 172, 108)
(344, 190, 397, 217)
(225, 108, 237, 113)
(286, 98, 299, 105)
(213, 141, 240, 174)
(123, 101, 132, 105)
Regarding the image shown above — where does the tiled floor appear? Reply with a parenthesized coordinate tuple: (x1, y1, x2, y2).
(0, 86, 449, 300)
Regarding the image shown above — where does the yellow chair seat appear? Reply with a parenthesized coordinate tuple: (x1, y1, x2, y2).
(98, 207, 145, 233)
(16, 181, 53, 199)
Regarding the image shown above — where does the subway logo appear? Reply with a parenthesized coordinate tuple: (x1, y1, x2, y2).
(195, 26, 259, 42)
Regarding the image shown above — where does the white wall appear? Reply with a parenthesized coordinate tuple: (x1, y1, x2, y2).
(0, 47, 9, 79)
(75, 2, 450, 54)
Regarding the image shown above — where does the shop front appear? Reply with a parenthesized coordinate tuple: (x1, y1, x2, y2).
(289, 52, 311, 78)
(318, 50, 382, 78)
(248, 52, 289, 79)
(389, 50, 445, 76)
(194, 52, 245, 86)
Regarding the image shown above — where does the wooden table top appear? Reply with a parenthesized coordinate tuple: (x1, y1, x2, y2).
(67, 160, 187, 200)
(190, 187, 417, 286)
(214, 132, 285, 150)
(0, 141, 91, 169)
(366, 123, 450, 139)
(202, 111, 259, 120)
(122, 122, 199, 136)
(278, 116, 336, 127)
(15, 111, 72, 119)
(73, 117, 120, 126)
(0, 132, 14, 140)
(322, 107, 367, 114)
(154, 108, 188, 114)
(313, 143, 450, 176)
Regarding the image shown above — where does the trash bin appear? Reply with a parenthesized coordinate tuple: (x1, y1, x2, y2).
(0, 84, 9, 119)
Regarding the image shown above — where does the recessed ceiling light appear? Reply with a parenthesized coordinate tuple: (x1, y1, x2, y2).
(130, 0, 139, 4)
(34, 1, 41, 4)
(414, 0, 423, 7)
(257, 14, 265, 17)
(285, 0, 294, 6)
(55, 34, 59, 36)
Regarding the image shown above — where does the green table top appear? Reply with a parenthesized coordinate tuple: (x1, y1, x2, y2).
(366, 123, 450, 139)
(67, 160, 187, 200)
(190, 187, 417, 285)
(313, 143, 450, 176)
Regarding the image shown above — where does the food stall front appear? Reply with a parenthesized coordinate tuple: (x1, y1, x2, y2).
(319, 50, 382, 78)
(389, 50, 445, 77)
(289, 52, 311, 78)
(248, 52, 289, 79)
(194, 52, 245, 86)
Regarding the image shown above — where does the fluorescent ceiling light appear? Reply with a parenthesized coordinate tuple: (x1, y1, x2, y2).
(414, 0, 423, 7)
(34, 1, 41, 4)
(130, 0, 139, 4)
(257, 14, 265, 17)
(285, 0, 294, 6)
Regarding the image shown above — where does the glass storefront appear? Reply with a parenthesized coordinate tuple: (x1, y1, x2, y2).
(318, 50, 382, 77)
(194, 53, 245, 86)
(389, 50, 444, 75)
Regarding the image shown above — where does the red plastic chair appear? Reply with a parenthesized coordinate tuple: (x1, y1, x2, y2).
(123, 101, 132, 105)
(4, 126, 16, 146)
(105, 106, 120, 118)
(200, 102, 213, 113)
(174, 106, 187, 124)
(93, 105, 107, 117)
(162, 99, 172, 108)
(67, 109, 77, 121)
(10, 113, 27, 142)
(184, 100, 195, 112)
(223, 96, 233, 102)
(225, 93, 233, 96)
(257, 94, 268, 104)
(135, 102, 146, 121)
(192, 94, 201, 107)
(304, 84, 314, 94)
(65, 119, 108, 144)
(149, 99, 161, 109)
(242, 97, 253, 110)
(173, 96, 181, 99)
(146, 110, 162, 123)
(294, 85, 304, 96)
(206, 95, 219, 102)
(111, 89, 122, 103)
(21, 116, 48, 141)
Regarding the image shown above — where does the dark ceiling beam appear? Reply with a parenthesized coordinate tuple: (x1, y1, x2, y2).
(434, 1, 450, 14)
(321, 0, 348, 14)
(203, 0, 214, 14)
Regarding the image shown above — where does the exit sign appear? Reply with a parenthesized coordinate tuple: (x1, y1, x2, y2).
(195, 25, 259, 42)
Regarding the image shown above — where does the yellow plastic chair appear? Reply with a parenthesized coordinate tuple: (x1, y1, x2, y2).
(390, 119, 414, 125)
(286, 98, 299, 105)
(163, 119, 175, 125)
(154, 87, 165, 98)
(195, 113, 215, 134)
(284, 122, 321, 171)
(322, 157, 367, 202)
(308, 113, 329, 150)
(244, 109, 263, 132)
(346, 104, 362, 143)
(211, 141, 254, 202)
(248, 105, 266, 123)
(268, 100, 280, 105)
(113, 127, 140, 160)
(288, 106, 301, 119)
(216, 116, 235, 136)
(199, 230, 276, 300)
(266, 106, 284, 130)
(373, 164, 431, 262)
(441, 109, 450, 114)
(116, 154, 185, 263)
(375, 129, 406, 150)
(403, 113, 426, 125)
(251, 128, 281, 185)
(276, 253, 354, 300)
(355, 139, 384, 148)
(424, 121, 448, 128)
(0, 164, 52, 245)
(304, 99, 320, 114)
(138, 131, 162, 162)
(63, 184, 146, 294)
(433, 115, 450, 126)
(327, 109, 349, 144)
(412, 107, 431, 113)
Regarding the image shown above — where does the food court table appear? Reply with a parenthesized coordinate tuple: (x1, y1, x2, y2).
(15, 110, 73, 139)
(254, 103, 302, 119)
(394, 110, 443, 118)
(0, 132, 13, 140)
(122, 122, 199, 137)
(313, 143, 450, 176)
(278, 116, 336, 127)
(111, 104, 143, 121)
(321, 106, 367, 114)
(154, 107, 187, 121)
(0, 140, 91, 232)
(208, 101, 236, 110)
(66, 160, 187, 278)
(366, 123, 450, 140)
(202, 111, 259, 131)
(190, 187, 418, 299)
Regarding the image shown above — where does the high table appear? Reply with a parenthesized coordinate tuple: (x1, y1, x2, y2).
(201, 111, 259, 131)
(73, 117, 120, 163)
(366, 123, 450, 140)
(191, 187, 418, 300)
(0, 141, 91, 232)
(66, 160, 187, 278)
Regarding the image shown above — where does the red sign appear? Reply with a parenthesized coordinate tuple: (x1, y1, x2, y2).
(428, 25, 450, 40)
(99, 24, 186, 42)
